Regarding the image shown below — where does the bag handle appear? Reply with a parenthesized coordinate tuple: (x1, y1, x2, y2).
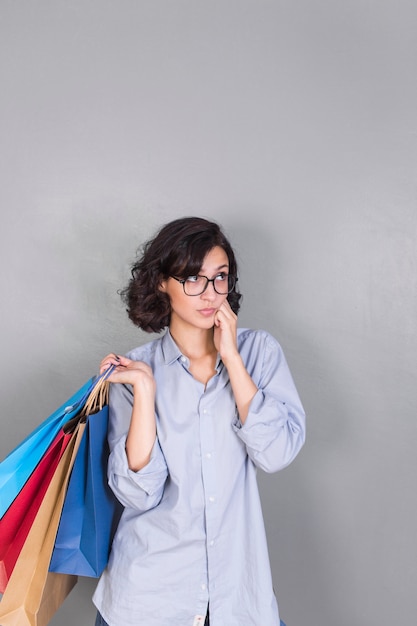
(81, 365, 115, 417)
(63, 365, 115, 433)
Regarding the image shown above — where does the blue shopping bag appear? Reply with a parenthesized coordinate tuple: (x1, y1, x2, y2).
(0, 378, 95, 518)
(49, 401, 123, 577)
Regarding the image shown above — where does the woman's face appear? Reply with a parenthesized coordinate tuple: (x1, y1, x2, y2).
(160, 246, 230, 333)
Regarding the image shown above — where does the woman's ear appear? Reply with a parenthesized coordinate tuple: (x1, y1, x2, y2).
(158, 279, 167, 292)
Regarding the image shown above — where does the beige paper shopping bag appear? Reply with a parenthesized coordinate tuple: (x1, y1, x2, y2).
(0, 422, 86, 626)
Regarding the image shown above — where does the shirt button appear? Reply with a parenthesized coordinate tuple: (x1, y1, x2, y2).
(209, 540, 215, 546)
(209, 496, 216, 503)
(205, 452, 212, 459)
(201, 583, 206, 590)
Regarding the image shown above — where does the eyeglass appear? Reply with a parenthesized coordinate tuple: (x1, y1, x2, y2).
(171, 273, 237, 296)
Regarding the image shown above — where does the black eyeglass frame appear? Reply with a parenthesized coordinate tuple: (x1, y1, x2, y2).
(170, 274, 237, 296)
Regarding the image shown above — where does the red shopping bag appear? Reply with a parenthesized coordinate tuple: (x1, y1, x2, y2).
(0, 422, 85, 625)
(0, 429, 73, 593)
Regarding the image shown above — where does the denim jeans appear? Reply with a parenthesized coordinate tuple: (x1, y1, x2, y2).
(94, 613, 108, 626)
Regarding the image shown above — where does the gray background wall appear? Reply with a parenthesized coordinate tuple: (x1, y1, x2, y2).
(1, 1, 416, 625)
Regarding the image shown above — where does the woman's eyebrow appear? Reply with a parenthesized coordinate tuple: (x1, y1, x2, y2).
(200, 263, 229, 273)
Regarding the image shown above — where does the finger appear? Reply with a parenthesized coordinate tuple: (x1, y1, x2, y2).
(214, 310, 224, 327)
(99, 354, 123, 373)
(100, 358, 119, 367)
(100, 362, 117, 374)
(219, 300, 236, 318)
(216, 307, 236, 326)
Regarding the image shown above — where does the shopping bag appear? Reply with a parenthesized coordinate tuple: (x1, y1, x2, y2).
(49, 374, 123, 577)
(0, 421, 85, 626)
(0, 378, 94, 518)
(35, 572, 77, 626)
(0, 429, 73, 593)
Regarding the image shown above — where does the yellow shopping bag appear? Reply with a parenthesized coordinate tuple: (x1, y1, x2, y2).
(0, 422, 85, 626)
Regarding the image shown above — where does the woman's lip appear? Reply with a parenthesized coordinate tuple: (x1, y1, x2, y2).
(199, 308, 216, 316)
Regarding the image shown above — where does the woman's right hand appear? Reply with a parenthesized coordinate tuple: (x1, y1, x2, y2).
(101, 354, 157, 471)
(100, 354, 156, 395)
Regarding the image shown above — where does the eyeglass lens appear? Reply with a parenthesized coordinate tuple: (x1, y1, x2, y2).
(183, 275, 235, 295)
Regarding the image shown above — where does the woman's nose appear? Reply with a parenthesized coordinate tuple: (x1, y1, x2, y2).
(201, 280, 217, 299)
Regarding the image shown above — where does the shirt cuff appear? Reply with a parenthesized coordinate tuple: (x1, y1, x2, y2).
(109, 436, 168, 496)
(232, 390, 283, 452)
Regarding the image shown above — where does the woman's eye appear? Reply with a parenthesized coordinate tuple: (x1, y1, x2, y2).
(215, 273, 227, 282)
(185, 275, 200, 283)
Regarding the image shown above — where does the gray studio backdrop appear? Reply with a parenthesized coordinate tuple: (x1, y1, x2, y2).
(1, 2, 416, 625)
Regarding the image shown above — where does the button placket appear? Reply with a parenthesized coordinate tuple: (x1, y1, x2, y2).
(199, 391, 221, 610)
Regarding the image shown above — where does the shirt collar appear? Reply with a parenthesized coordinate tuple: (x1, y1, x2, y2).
(161, 330, 184, 365)
(161, 330, 223, 372)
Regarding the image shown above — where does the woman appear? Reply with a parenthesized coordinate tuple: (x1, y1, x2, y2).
(93, 217, 305, 625)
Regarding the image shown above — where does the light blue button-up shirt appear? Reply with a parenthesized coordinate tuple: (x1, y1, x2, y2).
(93, 329, 305, 626)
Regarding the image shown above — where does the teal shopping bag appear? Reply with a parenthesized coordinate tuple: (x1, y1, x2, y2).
(0, 378, 94, 518)
(0, 365, 115, 519)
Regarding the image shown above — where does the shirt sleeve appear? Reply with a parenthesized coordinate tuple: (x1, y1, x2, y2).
(232, 332, 306, 473)
(106, 381, 168, 511)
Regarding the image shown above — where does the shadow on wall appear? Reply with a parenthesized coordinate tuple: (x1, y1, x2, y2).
(227, 217, 357, 624)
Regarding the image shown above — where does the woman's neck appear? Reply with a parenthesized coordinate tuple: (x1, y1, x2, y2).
(170, 326, 218, 386)
(170, 326, 217, 360)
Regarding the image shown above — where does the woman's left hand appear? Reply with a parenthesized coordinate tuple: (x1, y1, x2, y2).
(213, 300, 239, 363)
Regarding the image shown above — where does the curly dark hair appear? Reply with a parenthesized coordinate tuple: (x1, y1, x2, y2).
(120, 216, 242, 333)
